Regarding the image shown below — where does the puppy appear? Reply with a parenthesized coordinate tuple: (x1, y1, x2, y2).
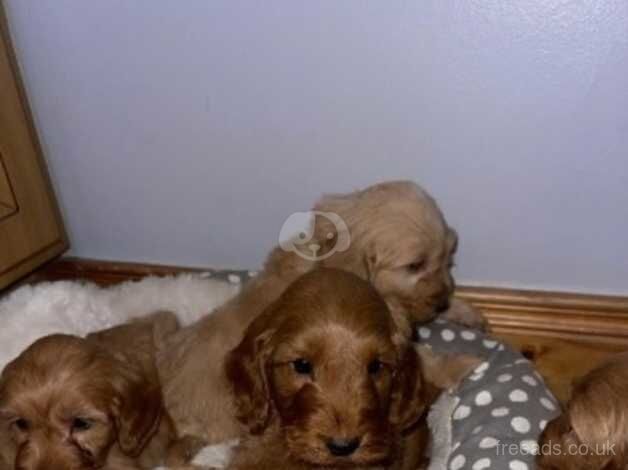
(309, 181, 475, 328)
(0, 312, 177, 470)
(225, 269, 430, 470)
(157, 180, 484, 449)
(537, 351, 628, 470)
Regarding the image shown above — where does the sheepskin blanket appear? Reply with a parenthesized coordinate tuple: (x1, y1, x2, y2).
(0, 274, 245, 371)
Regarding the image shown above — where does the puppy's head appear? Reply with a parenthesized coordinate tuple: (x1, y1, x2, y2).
(226, 268, 426, 467)
(313, 181, 457, 327)
(0, 334, 162, 470)
(537, 357, 628, 470)
(537, 414, 621, 470)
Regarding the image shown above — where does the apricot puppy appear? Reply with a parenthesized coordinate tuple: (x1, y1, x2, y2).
(225, 269, 429, 470)
(0, 312, 176, 470)
(537, 351, 628, 470)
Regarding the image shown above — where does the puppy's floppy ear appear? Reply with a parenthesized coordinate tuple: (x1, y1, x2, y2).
(389, 345, 426, 431)
(111, 362, 163, 456)
(0, 426, 14, 470)
(225, 308, 277, 434)
(363, 245, 379, 284)
(446, 227, 458, 254)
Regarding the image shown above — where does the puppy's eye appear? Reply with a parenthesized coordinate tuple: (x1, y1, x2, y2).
(406, 259, 426, 274)
(292, 358, 313, 375)
(71, 418, 92, 432)
(13, 418, 29, 432)
(367, 359, 383, 375)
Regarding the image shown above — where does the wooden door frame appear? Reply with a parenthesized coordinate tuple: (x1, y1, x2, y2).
(0, 1, 68, 288)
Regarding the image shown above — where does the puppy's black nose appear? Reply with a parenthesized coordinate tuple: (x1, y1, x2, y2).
(435, 298, 450, 313)
(326, 437, 361, 456)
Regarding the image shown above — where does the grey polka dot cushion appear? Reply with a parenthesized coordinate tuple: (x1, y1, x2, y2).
(420, 319, 560, 470)
(200, 268, 258, 284)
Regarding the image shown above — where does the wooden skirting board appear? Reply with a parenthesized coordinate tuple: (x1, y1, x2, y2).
(456, 286, 628, 345)
(21, 256, 628, 401)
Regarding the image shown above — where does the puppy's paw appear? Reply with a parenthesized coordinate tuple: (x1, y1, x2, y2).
(441, 298, 488, 331)
(416, 345, 483, 391)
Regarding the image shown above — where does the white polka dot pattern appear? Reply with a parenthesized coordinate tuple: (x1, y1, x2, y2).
(509, 389, 528, 402)
(520, 439, 539, 455)
(461, 330, 477, 341)
(475, 390, 493, 406)
(510, 460, 528, 470)
(418, 327, 431, 339)
(491, 406, 510, 417)
(540, 396, 556, 411)
(479, 436, 498, 449)
(453, 405, 471, 420)
(417, 319, 560, 470)
(442, 329, 455, 341)
(472, 457, 491, 469)
(469, 371, 485, 381)
(450, 454, 466, 470)
(227, 274, 241, 284)
(511, 416, 531, 433)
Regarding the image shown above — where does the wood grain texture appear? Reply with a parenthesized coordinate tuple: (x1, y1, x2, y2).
(0, 1, 68, 289)
(24, 257, 628, 401)
(456, 286, 628, 345)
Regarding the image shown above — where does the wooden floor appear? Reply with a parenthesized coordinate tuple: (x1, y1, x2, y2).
(498, 335, 624, 401)
(19, 256, 628, 402)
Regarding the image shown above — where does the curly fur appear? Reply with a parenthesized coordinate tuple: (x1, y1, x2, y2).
(225, 269, 430, 470)
(537, 352, 628, 470)
(0, 313, 177, 470)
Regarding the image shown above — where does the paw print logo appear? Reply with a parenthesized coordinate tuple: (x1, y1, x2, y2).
(279, 211, 351, 261)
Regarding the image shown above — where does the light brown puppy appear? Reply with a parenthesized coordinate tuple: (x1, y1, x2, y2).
(226, 269, 431, 470)
(0, 312, 177, 470)
(537, 351, 628, 470)
(157, 180, 484, 448)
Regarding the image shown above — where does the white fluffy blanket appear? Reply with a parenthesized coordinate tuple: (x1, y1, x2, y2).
(0, 274, 241, 371)
(0, 274, 243, 469)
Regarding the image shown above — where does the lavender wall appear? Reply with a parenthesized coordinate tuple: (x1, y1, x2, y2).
(5, 1, 628, 294)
